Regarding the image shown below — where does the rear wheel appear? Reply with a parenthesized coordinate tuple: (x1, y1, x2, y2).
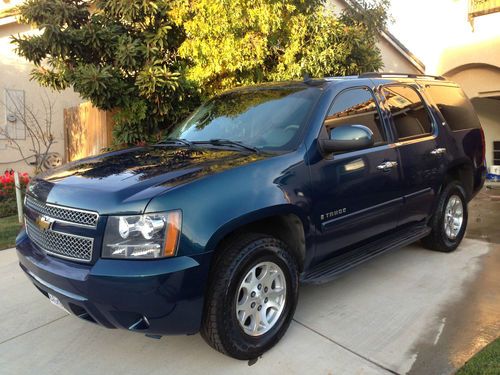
(201, 233, 298, 359)
(421, 181, 468, 252)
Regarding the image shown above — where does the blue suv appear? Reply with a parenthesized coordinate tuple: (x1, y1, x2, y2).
(16, 73, 486, 359)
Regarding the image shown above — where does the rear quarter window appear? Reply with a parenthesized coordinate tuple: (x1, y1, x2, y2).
(425, 85, 481, 131)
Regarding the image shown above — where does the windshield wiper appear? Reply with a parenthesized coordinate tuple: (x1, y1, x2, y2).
(193, 139, 260, 153)
(155, 138, 194, 148)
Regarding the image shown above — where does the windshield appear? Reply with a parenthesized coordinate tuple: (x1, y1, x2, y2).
(168, 85, 322, 151)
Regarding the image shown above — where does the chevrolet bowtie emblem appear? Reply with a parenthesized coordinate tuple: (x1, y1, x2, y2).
(36, 215, 54, 231)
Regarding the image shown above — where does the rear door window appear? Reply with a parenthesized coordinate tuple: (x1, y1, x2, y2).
(324, 87, 387, 146)
(382, 85, 433, 140)
(425, 85, 480, 131)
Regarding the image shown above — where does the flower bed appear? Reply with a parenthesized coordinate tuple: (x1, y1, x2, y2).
(0, 170, 30, 218)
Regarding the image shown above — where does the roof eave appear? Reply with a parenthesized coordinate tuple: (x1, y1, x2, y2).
(337, 0, 426, 74)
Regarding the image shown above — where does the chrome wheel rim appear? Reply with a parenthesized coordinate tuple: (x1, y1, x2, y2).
(444, 194, 464, 240)
(235, 261, 287, 336)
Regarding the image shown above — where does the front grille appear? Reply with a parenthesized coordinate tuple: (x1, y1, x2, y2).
(25, 195, 98, 228)
(26, 218, 94, 262)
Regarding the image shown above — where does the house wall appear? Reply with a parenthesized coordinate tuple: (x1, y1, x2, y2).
(0, 21, 82, 175)
(376, 36, 422, 74)
(443, 65, 500, 99)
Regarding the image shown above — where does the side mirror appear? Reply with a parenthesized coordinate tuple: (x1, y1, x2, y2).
(319, 125, 374, 154)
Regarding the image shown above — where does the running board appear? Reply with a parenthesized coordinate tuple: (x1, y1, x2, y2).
(301, 225, 431, 285)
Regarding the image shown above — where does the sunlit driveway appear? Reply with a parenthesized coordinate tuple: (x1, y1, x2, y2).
(1, 232, 498, 375)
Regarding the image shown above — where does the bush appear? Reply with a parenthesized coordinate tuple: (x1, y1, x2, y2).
(0, 170, 30, 218)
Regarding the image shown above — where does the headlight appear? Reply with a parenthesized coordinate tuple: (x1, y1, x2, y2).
(102, 210, 182, 259)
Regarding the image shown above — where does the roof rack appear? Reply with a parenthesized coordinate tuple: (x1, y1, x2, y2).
(359, 72, 446, 81)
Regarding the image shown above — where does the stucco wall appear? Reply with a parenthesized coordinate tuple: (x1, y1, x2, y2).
(376, 36, 421, 74)
(0, 21, 82, 175)
(444, 66, 500, 99)
(438, 37, 500, 77)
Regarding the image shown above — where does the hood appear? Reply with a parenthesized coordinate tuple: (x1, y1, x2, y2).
(27, 146, 268, 214)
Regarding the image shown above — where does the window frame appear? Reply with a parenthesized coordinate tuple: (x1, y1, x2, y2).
(380, 83, 436, 142)
(320, 86, 389, 152)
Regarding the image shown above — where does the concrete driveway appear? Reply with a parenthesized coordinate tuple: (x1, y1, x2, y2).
(1, 191, 499, 374)
(1, 238, 498, 375)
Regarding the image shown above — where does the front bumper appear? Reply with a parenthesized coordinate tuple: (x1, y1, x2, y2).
(16, 230, 212, 335)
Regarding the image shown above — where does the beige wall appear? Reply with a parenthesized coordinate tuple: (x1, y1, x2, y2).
(0, 21, 82, 175)
(444, 65, 500, 99)
(438, 37, 500, 76)
(376, 36, 422, 74)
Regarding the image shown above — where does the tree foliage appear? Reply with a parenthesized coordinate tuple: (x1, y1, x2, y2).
(172, 0, 389, 95)
(13, 0, 389, 145)
(13, 0, 200, 144)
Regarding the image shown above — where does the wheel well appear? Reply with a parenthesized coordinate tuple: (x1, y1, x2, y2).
(213, 214, 306, 272)
(446, 163, 474, 199)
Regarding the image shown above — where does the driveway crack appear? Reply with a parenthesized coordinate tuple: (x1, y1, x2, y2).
(0, 315, 69, 346)
(293, 319, 400, 375)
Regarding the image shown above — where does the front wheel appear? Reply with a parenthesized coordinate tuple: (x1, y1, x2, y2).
(201, 233, 299, 359)
(421, 181, 468, 252)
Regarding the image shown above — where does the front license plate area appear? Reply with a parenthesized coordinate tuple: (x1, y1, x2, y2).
(48, 293, 70, 314)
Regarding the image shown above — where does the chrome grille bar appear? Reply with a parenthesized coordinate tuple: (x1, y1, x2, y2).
(25, 195, 99, 228)
(25, 218, 94, 263)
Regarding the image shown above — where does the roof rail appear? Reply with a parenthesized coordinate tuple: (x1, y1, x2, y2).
(359, 72, 446, 81)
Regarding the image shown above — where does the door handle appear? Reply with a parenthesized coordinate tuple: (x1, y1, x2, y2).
(430, 148, 446, 155)
(377, 161, 398, 171)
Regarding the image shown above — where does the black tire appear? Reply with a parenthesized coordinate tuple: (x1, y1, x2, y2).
(421, 181, 468, 252)
(201, 233, 299, 360)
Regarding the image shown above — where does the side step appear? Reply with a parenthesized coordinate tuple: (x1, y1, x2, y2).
(301, 225, 431, 285)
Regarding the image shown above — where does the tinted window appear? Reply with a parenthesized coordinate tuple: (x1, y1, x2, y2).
(383, 85, 433, 140)
(426, 85, 480, 131)
(168, 86, 322, 151)
(324, 88, 386, 145)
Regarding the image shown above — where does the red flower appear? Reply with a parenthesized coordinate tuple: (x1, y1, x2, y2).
(0, 170, 30, 195)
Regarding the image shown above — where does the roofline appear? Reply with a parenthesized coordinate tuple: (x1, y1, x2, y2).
(0, 15, 16, 27)
(338, 0, 426, 74)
